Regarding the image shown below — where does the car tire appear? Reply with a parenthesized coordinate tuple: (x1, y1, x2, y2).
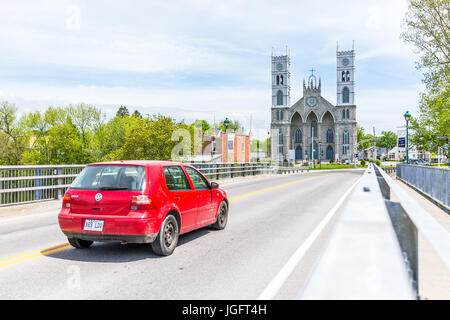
(152, 214, 179, 256)
(212, 200, 228, 230)
(68, 238, 93, 249)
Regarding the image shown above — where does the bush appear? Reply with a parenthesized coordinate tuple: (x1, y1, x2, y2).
(369, 159, 374, 163)
(360, 159, 366, 166)
(329, 158, 334, 164)
(376, 159, 381, 166)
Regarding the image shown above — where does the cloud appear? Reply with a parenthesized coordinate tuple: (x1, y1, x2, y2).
(0, 0, 424, 138)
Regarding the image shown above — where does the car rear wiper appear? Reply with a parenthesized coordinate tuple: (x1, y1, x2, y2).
(98, 186, 129, 190)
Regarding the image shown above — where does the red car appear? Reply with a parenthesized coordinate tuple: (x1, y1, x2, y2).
(58, 161, 229, 256)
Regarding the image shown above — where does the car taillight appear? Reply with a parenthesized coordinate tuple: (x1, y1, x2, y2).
(130, 195, 155, 210)
(62, 194, 71, 208)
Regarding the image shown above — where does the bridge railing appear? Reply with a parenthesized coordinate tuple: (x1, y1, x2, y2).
(298, 164, 450, 299)
(0, 162, 275, 207)
(396, 164, 449, 211)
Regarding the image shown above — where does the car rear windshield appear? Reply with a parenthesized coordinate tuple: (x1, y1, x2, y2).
(70, 165, 146, 191)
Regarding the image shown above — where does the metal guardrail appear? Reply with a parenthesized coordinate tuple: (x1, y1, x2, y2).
(299, 163, 450, 299)
(396, 164, 449, 210)
(0, 162, 279, 207)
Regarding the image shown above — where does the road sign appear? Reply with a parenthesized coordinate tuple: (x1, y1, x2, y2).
(431, 152, 436, 158)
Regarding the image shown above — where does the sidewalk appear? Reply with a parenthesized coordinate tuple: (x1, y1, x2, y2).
(390, 175, 450, 300)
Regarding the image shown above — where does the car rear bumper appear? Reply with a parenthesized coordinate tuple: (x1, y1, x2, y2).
(58, 209, 160, 244)
(62, 231, 157, 243)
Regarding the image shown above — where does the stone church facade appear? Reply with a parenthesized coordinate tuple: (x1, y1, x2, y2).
(270, 46, 357, 163)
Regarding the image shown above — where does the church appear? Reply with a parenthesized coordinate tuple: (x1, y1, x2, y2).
(270, 45, 357, 163)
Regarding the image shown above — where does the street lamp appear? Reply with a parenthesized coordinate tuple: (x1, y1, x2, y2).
(404, 111, 411, 163)
(223, 118, 230, 163)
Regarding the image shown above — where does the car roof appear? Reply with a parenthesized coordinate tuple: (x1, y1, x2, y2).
(88, 160, 191, 167)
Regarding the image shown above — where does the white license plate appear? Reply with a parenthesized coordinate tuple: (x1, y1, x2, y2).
(84, 219, 104, 231)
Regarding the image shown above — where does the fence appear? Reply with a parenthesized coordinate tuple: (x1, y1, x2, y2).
(0, 162, 276, 207)
(396, 164, 449, 209)
(298, 164, 450, 299)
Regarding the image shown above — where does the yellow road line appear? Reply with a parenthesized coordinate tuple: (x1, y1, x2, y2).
(0, 243, 70, 269)
(0, 171, 342, 269)
(229, 172, 339, 202)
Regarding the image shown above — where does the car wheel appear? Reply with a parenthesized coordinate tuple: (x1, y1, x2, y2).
(68, 238, 93, 249)
(152, 214, 179, 256)
(212, 200, 228, 230)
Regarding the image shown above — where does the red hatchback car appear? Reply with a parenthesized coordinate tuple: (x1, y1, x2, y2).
(58, 161, 229, 256)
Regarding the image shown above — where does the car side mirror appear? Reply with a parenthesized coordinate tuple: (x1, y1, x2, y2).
(211, 182, 219, 189)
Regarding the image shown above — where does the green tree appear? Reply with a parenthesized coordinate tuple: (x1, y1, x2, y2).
(357, 126, 373, 152)
(402, 0, 450, 155)
(0, 101, 26, 164)
(132, 110, 143, 118)
(401, 0, 450, 91)
(377, 131, 397, 155)
(116, 105, 130, 117)
(104, 115, 184, 161)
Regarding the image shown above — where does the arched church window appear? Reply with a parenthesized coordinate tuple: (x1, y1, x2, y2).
(280, 110, 283, 120)
(342, 71, 346, 81)
(342, 109, 346, 119)
(342, 130, 349, 155)
(326, 129, 333, 143)
(311, 120, 317, 138)
(295, 129, 302, 143)
(342, 86, 350, 103)
(280, 75, 284, 85)
(346, 109, 350, 119)
(276, 75, 280, 85)
(278, 131, 283, 154)
(277, 90, 283, 105)
(346, 71, 350, 82)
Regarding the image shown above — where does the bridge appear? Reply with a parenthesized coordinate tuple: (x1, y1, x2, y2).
(0, 163, 449, 300)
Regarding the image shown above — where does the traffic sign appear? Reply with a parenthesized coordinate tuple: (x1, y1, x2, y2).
(431, 152, 436, 158)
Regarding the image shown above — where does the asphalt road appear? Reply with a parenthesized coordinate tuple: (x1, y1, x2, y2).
(0, 170, 363, 299)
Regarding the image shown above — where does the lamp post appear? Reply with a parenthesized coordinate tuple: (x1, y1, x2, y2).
(223, 117, 230, 163)
(404, 111, 411, 163)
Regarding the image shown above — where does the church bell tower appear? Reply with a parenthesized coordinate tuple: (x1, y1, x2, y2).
(336, 43, 355, 106)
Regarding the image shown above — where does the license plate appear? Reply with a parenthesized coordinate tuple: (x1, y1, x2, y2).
(83, 219, 104, 231)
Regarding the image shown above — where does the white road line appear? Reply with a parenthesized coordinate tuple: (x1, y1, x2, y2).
(257, 175, 362, 300)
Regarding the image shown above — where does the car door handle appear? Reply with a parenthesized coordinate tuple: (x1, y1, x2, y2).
(174, 195, 181, 201)
(197, 195, 202, 199)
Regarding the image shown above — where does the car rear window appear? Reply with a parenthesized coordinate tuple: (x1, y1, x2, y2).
(70, 165, 146, 191)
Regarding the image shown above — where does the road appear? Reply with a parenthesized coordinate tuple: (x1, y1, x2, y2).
(0, 170, 363, 299)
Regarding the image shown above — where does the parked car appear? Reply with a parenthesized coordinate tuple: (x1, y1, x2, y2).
(58, 161, 229, 256)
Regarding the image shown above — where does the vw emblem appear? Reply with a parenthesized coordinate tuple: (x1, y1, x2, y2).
(95, 193, 102, 202)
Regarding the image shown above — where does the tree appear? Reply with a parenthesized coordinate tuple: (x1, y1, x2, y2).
(218, 119, 242, 133)
(132, 110, 143, 118)
(377, 131, 397, 157)
(401, 0, 450, 153)
(410, 87, 450, 151)
(357, 126, 373, 152)
(193, 120, 211, 134)
(401, 0, 450, 91)
(0, 101, 26, 164)
(116, 105, 130, 117)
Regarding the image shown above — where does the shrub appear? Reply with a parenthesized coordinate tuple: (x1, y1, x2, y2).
(360, 159, 366, 166)
(376, 159, 381, 166)
(329, 158, 334, 164)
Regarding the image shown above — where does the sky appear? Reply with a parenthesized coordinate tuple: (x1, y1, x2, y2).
(0, 0, 425, 140)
